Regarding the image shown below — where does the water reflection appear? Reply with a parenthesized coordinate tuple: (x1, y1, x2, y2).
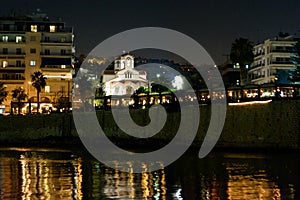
(90, 162, 167, 199)
(0, 148, 298, 199)
(0, 149, 83, 200)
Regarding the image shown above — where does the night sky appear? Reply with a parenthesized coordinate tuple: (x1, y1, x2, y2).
(1, 0, 300, 64)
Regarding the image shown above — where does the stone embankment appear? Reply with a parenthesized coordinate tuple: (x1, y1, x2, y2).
(0, 100, 299, 149)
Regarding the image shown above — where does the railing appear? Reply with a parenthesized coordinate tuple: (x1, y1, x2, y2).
(270, 61, 294, 65)
(250, 74, 265, 80)
(40, 40, 73, 44)
(0, 40, 26, 43)
(0, 64, 25, 68)
(250, 63, 264, 69)
(0, 52, 26, 56)
(254, 51, 264, 57)
(40, 53, 73, 56)
(0, 30, 26, 34)
(270, 49, 297, 53)
(0, 77, 25, 80)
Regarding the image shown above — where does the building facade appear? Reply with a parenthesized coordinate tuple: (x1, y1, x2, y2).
(0, 12, 74, 112)
(102, 54, 148, 96)
(248, 35, 298, 84)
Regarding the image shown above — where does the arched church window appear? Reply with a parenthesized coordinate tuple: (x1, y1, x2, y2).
(126, 57, 132, 67)
(115, 86, 119, 94)
(115, 61, 120, 69)
(126, 86, 133, 95)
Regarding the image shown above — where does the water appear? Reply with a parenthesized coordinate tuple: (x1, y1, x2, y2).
(0, 147, 298, 199)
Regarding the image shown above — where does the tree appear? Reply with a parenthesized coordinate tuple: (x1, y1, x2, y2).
(31, 71, 47, 113)
(0, 82, 8, 104)
(151, 83, 170, 93)
(12, 87, 27, 115)
(54, 97, 69, 111)
(95, 83, 106, 98)
(230, 38, 254, 85)
(135, 86, 149, 95)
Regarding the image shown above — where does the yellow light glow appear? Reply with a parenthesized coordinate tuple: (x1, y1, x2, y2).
(228, 100, 272, 106)
(31, 25, 37, 32)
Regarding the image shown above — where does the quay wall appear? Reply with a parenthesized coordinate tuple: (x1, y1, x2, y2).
(0, 100, 299, 149)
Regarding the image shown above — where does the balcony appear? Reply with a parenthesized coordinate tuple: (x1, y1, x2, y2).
(40, 40, 73, 45)
(40, 53, 73, 57)
(48, 27, 73, 33)
(0, 39, 26, 43)
(0, 64, 25, 69)
(250, 74, 265, 80)
(250, 63, 265, 70)
(270, 49, 297, 53)
(0, 74, 25, 82)
(0, 52, 26, 58)
(270, 61, 294, 65)
(254, 51, 264, 57)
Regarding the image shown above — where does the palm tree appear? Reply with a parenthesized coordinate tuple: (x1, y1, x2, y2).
(12, 87, 27, 115)
(0, 82, 8, 104)
(230, 38, 254, 85)
(31, 71, 47, 113)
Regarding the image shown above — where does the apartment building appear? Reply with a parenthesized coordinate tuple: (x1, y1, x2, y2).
(248, 35, 298, 84)
(0, 12, 74, 112)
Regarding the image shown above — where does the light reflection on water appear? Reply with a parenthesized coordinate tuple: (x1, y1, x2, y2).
(0, 148, 298, 199)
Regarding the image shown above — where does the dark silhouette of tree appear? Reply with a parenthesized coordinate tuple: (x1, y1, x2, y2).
(95, 83, 106, 98)
(0, 82, 8, 104)
(12, 87, 27, 115)
(230, 38, 254, 85)
(74, 54, 86, 76)
(31, 71, 47, 113)
(151, 83, 170, 93)
(54, 97, 69, 111)
(135, 86, 149, 95)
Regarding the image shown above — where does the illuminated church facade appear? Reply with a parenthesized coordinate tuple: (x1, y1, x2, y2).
(102, 54, 149, 96)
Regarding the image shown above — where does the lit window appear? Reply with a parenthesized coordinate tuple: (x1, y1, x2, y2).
(30, 60, 36, 66)
(45, 86, 50, 93)
(2, 36, 8, 42)
(234, 63, 240, 69)
(2, 61, 8, 68)
(31, 25, 37, 32)
(16, 36, 22, 43)
(50, 25, 56, 32)
(61, 65, 66, 68)
(61, 37, 66, 42)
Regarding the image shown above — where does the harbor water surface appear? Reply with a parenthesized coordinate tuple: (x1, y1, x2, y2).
(0, 147, 298, 199)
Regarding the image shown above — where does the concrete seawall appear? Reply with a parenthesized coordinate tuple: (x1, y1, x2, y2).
(0, 100, 299, 149)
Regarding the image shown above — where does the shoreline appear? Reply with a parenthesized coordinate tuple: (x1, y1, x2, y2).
(0, 99, 299, 151)
(0, 136, 299, 155)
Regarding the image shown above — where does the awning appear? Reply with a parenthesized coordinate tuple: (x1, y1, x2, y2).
(41, 58, 71, 65)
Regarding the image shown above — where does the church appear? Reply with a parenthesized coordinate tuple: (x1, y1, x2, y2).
(102, 54, 149, 96)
